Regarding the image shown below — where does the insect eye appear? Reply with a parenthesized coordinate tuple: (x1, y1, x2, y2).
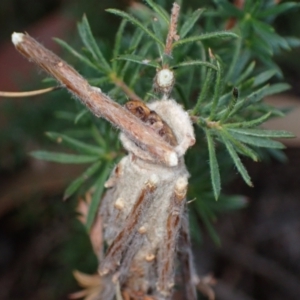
(159, 128, 165, 136)
(148, 117, 156, 125)
(136, 106, 145, 117)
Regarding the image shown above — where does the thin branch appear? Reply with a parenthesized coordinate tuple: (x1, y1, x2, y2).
(0, 86, 60, 98)
(164, 3, 180, 56)
(11, 32, 178, 167)
(110, 74, 143, 101)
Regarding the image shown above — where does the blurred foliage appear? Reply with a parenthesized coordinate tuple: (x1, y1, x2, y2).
(0, 193, 97, 300)
(0, 0, 125, 173)
(0, 90, 75, 172)
(0, 0, 62, 43)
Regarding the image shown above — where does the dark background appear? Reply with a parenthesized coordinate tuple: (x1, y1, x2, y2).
(0, 1, 300, 299)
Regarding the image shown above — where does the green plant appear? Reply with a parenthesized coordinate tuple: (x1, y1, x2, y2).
(7, 0, 300, 299)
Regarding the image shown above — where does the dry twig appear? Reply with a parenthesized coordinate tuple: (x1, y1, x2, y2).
(164, 3, 180, 56)
(11, 32, 178, 167)
(0, 86, 60, 97)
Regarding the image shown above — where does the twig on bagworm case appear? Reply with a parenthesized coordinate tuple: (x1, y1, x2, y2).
(164, 3, 180, 56)
(110, 73, 143, 102)
(11, 32, 178, 167)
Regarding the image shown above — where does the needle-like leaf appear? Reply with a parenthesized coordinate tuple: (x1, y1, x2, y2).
(46, 132, 104, 155)
(206, 129, 221, 200)
(221, 137, 253, 187)
(86, 163, 111, 230)
(30, 151, 100, 164)
(106, 9, 164, 47)
(179, 8, 204, 39)
(54, 38, 101, 72)
(144, 0, 169, 25)
(78, 15, 111, 72)
(64, 161, 102, 200)
(116, 54, 159, 68)
(173, 31, 238, 49)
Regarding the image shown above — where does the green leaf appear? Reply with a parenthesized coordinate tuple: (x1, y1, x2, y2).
(144, 0, 169, 25)
(30, 151, 99, 164)
(151, 16, 165, 52)
(226, 37, 242, 82)
(232, 49, 252, 84)
(54, 111, 76, 122)
(227, 83, 290, 118)
(227, 112, 272, 128)
(221, 137, 253, 187)
(216, 91, 232, 108)
(252, 19, 275, 34)
(125, 40, 152, 88)
(257, 3, 300, 19)
(86, 163, 111, 230)
(228, 131, 285, 149)
(209, 195, 248, 212)
(91, 125, 107, 148)
(64, 161, 102, 200)
(173, 31, 238, 48)
(252, 19, 290, 51)
(285, 37, 300, 48)
(172, 60, 217, 70)
(54, 38, 100, 72)
(236, 61, 256, 85)
(189, 211, 203, 244)
(46, 132, 104, 156)
(112, 19, 127, 72)
(239, 77, 255, 91)
(179, 9, 204, 39)
(226, 128, 294, 138)
(74, 109, 89, 124)
(261, 83, 290, 96)
(267, 148, 288, 163)
(127, 27, 146, 52)
(220, 88, 239, 123)
(206, 130, 221, 200)
(106, 9, 164, 47)
(198, 41, 207, 87)
(253, 69, 277, 87)
(87, 77, 110, 86)
(210, 60, 222, 120)
(221, 130, 258, 161)
(78, 15, 111, 72)
(250, 34, 273, 56)
(192, 66, 214, 115)
(120, 29, 145, 79)
(214, 0, 244, 18)
(195, 203, 220, 246)
(116, 54, 159, 68)
(249, 1, 263, 16)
